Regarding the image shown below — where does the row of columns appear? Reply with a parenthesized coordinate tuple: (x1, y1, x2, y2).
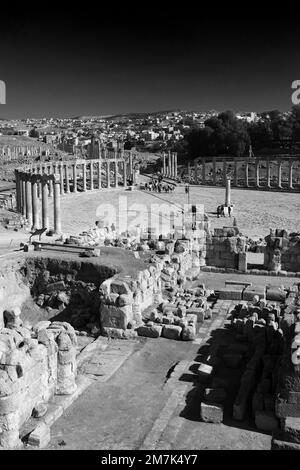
(192, 158, 296, 190)
(0, 145, 43, 160)
(15, 170, 61, 233)
(162, 151, 178, 179)
(27, 158, 134, 194)
(14, 156, 137, 232)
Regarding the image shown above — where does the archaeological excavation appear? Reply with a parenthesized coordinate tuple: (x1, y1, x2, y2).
(1, 171, 300, 450)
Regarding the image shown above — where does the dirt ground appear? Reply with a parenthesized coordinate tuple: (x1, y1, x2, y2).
(44, 184, 300, 239)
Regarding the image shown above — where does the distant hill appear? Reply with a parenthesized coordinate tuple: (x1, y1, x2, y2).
(73, 110, 184, 121)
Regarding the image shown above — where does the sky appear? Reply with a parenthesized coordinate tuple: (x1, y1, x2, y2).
(0, 6, 300, 119)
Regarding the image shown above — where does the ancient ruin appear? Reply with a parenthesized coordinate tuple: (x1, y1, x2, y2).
(183, 156, 299, 191)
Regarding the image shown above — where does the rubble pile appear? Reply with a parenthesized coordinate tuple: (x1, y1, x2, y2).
(137, 284, 214, 341)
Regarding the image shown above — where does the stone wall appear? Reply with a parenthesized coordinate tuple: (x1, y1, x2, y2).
(205, 227, 246, 270)
(0, 258, 31, 329)
(264, 230, 300, 273)
(99, 239, 197, 336)
(0, 321, 77, 448)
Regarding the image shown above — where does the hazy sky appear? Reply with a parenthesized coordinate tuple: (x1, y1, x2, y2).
(0, 8, 299, 119)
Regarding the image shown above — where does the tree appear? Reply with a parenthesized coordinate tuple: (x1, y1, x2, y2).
(29, 128, 39, 138)
(185, 110, 250, 159)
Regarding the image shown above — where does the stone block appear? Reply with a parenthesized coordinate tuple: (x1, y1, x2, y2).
(181, 325, 196, 341)
(200, 401, 223, 423)
(136, 325, 162, 338)
(45, 281, 65, 293)
(255, 411, 279, 432)
(276, 396, 300, 418)
(100, 304, 132, 330)
(197, 363, 213, 380)
(243, 286, 266, 301)
(271, 437, 300, 450)
(266, 287, 286, 302)
(162, 325, 182, 340)
(28, 422, 50, 448)
(110, 280, 131, 295)
(186, 308, 204, 322)
(117, 293, 133, 307)
(219, 286, 244, 300)
(282, 417, 300, 444)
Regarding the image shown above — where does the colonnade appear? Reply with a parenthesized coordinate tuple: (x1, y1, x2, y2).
(0, 145, 49, 161)
(190, 157, 298, 190)
(14, 152, 138, 232)
(161, 151, 178, 179)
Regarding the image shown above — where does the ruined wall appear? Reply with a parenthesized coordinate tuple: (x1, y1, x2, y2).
(205, 227, 246, 269)
(0, 258, 31, 328)
(264, 230, 300, 273)
(99, 239, 197, 335)
(0, 321, 77, 448)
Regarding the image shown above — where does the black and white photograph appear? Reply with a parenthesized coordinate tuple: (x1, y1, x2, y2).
(0, 4, 300, 455)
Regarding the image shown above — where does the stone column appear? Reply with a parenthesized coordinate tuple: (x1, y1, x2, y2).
(21, 176, 26, 216)
(123, 160, 127, 188)
(266, 158, 271, 188)
(15, 170, 21, 212)
(278, 160, 282, 188)
(98, 160, 102, 189)
(212, 158, 217, 185)
(25, 175, 33, 226)
(73, 163, 77, 193)
(225, 177, 231, 206)
(48, 166, 53, 197)
(65, 163, 70, 193)
(223, 159, 226, 186)
(202, 158, 206, 184)
(234, 160, 238, 187)
(255, 159, 260, 187)
(163, 153, 166, 176)
(194, 160, 198, 183)
(82, 161, 87, 191)
(114, 159, 118, 187)
(31, 175, 39, 230)
(167, 151, 171, 177)
(36, 166, 42, 199)
(245, 161, 249, 187)
(42, 177, 49, 230)
(107, 161, 110, 188)
(172, 153, 175, 178)
(288, 160, 294, 189)
(90, 161, 94, 190)
(53, 175, 61, 234)
(129, 152, 133, 179)
(59, 162, 65, 195)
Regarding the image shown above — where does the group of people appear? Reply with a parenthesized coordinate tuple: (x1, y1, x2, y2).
(216, 204, 233, 218)
(145, 179, 175, 193)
